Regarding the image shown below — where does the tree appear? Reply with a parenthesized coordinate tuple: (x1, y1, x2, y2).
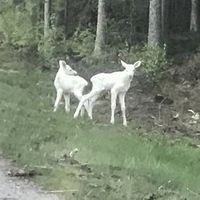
(190, 0, 199, 32)
(64, 0, 69, 39)
(44, 0, 50, 38)
(161, 0, 169, 43)
(148, 0, 162, 46)
(93, 0, 106, 57)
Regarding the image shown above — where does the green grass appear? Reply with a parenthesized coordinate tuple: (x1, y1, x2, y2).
(0, 49, 200, 199)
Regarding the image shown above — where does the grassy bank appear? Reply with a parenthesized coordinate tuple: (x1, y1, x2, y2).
(0, 49, 200, 199)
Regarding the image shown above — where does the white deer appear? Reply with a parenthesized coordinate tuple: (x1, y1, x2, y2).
(53, 60, 89, 116)
(74, 60, 142, 126)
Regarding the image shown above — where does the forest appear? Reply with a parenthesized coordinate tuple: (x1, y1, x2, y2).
(0, 0, 198, 70)
(0, 0, 200, 200)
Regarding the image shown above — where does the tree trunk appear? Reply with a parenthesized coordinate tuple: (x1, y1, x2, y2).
(128, 0, 136, 52)
(64, 0, 69, 39)
(148, 0, 162, 46)
(161, 0, 169, 43)
(190, 0, 199, 32)
(44, 0, 50, 38)
(93, 0, 106, 57)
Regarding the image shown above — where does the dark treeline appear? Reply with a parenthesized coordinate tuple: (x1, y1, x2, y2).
(0, 0, 199, 73)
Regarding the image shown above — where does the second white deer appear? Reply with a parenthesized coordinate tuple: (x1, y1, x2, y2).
(54, 60, 89, 116)
(74, 60, 142, 126)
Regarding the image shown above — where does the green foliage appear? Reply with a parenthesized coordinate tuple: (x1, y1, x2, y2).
(66, 29, 95, 57)
(0, 8, 37, 47)
(37, 28, 95, 64)
(0, 0, 196, 68)
(37, 30, 57, 63)
(138, 45, 167, 76)
(0, 0, 166, 68)
(119, 45, 167, 78)
(0, 0, 41, 48)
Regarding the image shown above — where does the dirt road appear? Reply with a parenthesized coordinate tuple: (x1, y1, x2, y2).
(0, 158, 62, 200)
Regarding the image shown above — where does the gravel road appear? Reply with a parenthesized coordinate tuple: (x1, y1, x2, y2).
(0, 158, 62, 200)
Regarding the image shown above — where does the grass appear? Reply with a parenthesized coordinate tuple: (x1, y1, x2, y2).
(0, 48, 200, 199)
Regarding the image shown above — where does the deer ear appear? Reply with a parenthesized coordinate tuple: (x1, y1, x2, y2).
(121, 60, 130, 68)
(65, 64, 73, 70)
(133, 61, 142, 69)
(59, 60, 66, 68)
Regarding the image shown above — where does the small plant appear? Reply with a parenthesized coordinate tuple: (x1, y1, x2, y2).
(139, 44, 167, 76)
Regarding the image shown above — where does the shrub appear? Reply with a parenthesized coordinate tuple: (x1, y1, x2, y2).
(65, 29, 95, 57)
(0, 8, 37, 48)
(37, 31, 57, 64)
(119, 44, 167, 78)
(37, 28, 95, 66)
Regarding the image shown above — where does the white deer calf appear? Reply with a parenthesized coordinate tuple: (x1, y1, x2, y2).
(54, 60, 88, 115)
(73, 60, 141, 126)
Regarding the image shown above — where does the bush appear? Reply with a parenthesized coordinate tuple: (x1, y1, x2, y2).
(119, 44, 167, 78)
(0, 8, 37, 48)
(37, 31, 57, 64)
(37, 28, 95, 66)
(65, 29, 95, 57)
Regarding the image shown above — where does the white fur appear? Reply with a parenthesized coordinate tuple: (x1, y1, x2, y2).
(74, 60, 141, 126)
(53, 60, 89, 115)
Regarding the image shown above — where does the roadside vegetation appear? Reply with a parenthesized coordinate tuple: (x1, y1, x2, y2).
(0, 48, 200, 200)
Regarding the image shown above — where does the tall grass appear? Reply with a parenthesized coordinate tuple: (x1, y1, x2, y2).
(0, 54, 200, 199)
